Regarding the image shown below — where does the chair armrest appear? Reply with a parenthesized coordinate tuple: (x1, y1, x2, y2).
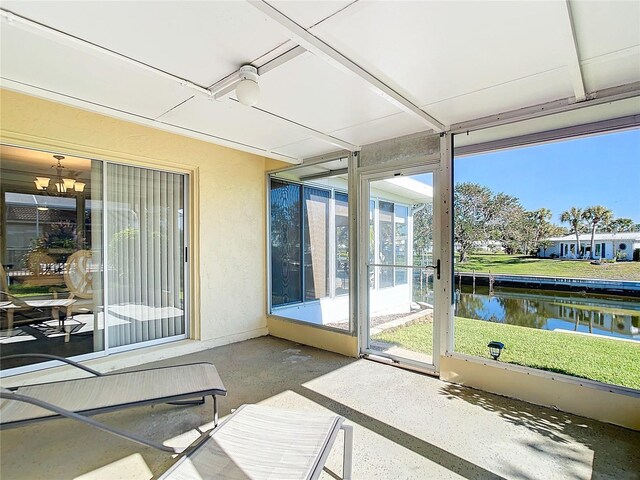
(0, 390, 180, 453)
(0, 354, 103, 377)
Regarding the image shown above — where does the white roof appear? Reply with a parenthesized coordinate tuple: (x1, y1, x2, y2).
(1, 1, 638, 163)
(547, 232, 640, 242)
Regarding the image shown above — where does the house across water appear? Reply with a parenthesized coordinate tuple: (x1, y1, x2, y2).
(539, 232, 640, 260)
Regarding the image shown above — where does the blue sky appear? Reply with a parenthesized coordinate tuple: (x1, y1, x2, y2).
(453, 129, 640, 224)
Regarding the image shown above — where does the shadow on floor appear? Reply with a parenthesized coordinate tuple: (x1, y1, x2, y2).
(296, 384, 507, 480)
(439, 383, 640, 480)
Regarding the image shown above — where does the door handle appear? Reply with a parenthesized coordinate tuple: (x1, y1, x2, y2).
(428, 259, 441, 280)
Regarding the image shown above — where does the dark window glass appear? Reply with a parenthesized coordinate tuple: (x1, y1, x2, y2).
(270, 180, 301, 306)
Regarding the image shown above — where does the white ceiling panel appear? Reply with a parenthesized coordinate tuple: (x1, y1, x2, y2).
(425, 68, 574, 126)
(312, 1, 570, 107)
(254, 52, 401, 133)
(269, 0, 353, 29)
(271, 137, 340, 159)
(329, 112, 427, 146)
(1, 0, 290, 86)
(581, 47, 640, 93)
(160, 97, 313, 152)
(455, 97, 640, 149)
(0, 25, 192, 119)
(570, 1, 640, 60)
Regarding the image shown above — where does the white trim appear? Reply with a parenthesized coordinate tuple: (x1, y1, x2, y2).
(248, 1, 445, 132)
(560, 0, 586, 102)
(106, 333, 188, 355)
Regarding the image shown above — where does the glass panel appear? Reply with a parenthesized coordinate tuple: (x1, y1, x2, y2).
(395, 205, 409, 284)
(303, 186, 330, 301)
(367, 173, 435, 366)
(1, 146, 104, 370)
(105, 164, 185, 348)
(378, 201, 394, 288)
(268, 157, 350, 330)
(453, 129, 640, 389)
(335, 192, 349, 296)
(270, 179, 302, 306)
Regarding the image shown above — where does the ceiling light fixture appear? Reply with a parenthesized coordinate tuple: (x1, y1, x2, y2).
(33, 155, 85, 195)
(235, 65, 260, 107)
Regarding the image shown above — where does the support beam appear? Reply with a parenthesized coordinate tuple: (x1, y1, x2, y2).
(210, 46, 307, 101)
(560, 0, 587, 102)
(248, 1, 446, 132)
(257, 45, 306, 76)
(455, 115, 640, 157)
(450, 82, 640, 134)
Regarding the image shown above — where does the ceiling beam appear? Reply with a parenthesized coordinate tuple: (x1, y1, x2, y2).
(248, 0, 446, 132)
(450, 82, 640, 134)
(455, 115, 640, 157)
(210, 46, 307, 100)
(560, 0, 587, 102)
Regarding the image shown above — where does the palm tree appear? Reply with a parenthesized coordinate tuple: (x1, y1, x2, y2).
(582, 206, 613, 259)
(560, 207, 584, 258)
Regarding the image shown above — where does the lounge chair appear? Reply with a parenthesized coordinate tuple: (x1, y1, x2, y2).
(1, 386, 353, 480)
(0, 354, 227, 428)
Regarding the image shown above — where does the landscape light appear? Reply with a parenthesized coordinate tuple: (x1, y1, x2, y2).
(487, 341, 504, 360)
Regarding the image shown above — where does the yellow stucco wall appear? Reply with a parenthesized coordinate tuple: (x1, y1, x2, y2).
(267, 316, 359, 357)
(441, 356, 640, 431)
(0, 88, 272, 347)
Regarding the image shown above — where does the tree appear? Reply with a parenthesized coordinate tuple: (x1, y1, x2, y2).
(582, 206, 613, 259)
(522, 208, 555, 256)
(560, 207, 584, 258)
(454, 183, 495, 263)
(605, 217, 636, 233)
(412, 202, 433, 265)
(491, 193, 525, 254)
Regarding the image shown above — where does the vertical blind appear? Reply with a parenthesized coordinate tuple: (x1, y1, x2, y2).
(106, 164, 185, 348)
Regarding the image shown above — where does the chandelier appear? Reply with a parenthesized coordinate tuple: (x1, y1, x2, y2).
(34, 155, 85, 194)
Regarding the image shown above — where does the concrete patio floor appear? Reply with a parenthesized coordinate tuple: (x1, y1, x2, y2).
(1, 335, 639, 479)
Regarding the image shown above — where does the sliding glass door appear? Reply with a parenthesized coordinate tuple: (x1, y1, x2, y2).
(105, 163, 187, 349)
(1, 145, 188, 374)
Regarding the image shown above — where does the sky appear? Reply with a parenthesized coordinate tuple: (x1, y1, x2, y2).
(452, 129, 640, 224)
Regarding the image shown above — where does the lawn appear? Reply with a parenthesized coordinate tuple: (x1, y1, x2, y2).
(456, 253, 640, 281)
(373, 317, 640, 389)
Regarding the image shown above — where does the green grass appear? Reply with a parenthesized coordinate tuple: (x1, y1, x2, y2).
(7, 284, 60, 298)
(456, 253, 640, 281)
(374, 317, 640, 389)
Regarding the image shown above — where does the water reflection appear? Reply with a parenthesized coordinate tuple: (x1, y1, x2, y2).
(454, 285, 640, 340)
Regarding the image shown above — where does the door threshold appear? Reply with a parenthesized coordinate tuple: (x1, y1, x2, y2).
(362, 353, 439, 377)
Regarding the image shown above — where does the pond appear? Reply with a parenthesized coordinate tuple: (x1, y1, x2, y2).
(454, 285, 640, 341)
